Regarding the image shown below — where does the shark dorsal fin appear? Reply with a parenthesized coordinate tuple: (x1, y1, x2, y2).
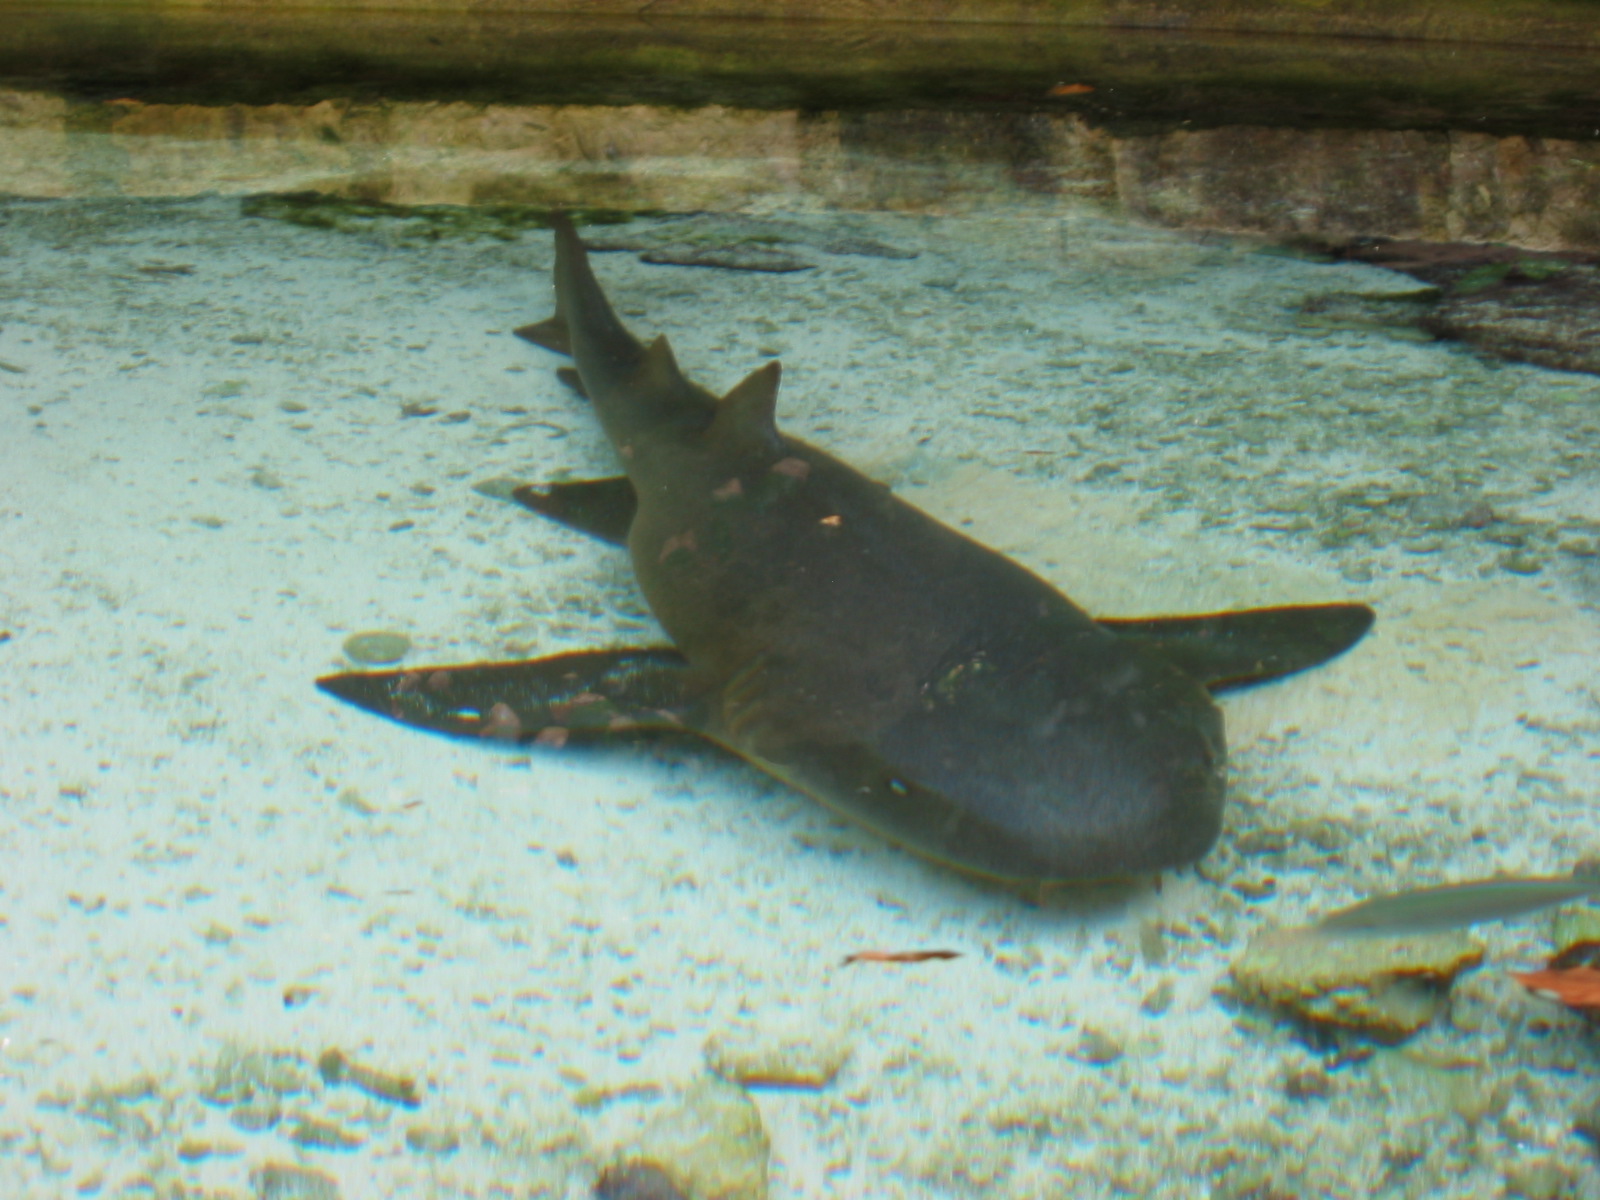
(634, 335, 686, 393)
(710, 362, 783, 455)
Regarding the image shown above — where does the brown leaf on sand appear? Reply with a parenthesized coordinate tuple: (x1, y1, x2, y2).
(841, 949, 961, 967)
(1510, 965, 1600, 1013)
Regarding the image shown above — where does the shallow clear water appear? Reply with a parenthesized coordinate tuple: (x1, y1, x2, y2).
(2, 67, 1600, 1200)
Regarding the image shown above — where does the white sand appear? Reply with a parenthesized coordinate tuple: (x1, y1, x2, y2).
(1, 196, 1598, 1199)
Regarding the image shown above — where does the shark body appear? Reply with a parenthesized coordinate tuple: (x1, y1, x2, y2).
(318, 214, 1373, 887)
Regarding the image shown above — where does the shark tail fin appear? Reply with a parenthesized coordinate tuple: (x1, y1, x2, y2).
(513, 212, 585, 356)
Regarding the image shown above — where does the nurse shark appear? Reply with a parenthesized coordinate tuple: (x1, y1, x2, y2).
(318, 214, 1373, 888)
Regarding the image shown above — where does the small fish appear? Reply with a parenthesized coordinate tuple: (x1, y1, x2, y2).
(841, 949, 962, 966)
(1510, 965, 1600, 1015)
(1307, 872, 1600, 938)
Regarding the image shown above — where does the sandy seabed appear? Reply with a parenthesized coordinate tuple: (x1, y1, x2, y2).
(1, 194, 1598, 1199)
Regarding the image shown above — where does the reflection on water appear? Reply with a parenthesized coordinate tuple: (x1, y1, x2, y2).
(1, 17, 1599, 1199)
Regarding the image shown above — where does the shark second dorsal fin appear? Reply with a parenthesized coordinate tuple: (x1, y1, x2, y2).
(710, 362, 783, 457)
(634, 335, 687, 393)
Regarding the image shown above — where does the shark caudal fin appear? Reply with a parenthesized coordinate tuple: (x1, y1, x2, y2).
(515, 213, 720, 445)
(513, 213, 585, 355)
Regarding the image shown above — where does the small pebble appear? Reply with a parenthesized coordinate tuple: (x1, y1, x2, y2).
(341, 631, 412, 665)
(404, 1124, 461, 1155)
(1140, 979, 1175, 1017)
(176, 1137, 244, 1161)
(704, 1023, 850, 1089)
(250, 1162, 341, 1200)
(594, 1161, 688, 1200)
(471, 476, 528, 501)
(1071, 1028, 1124, 1066)
(318, 1048, 421, 1107)
(229, 1097, 282, 1132)
(286, 1116, 364, 1151)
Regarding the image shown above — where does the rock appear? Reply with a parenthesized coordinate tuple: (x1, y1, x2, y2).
(200, 1047, 312, 1107)
(1069, 1027, 1124, 1066)
(1550, 902, 1600, 969)
(1329, 239, 1600, 375)
(1503, 1158, 1578, 1200)
(703, 1021, 849, 1090)
(341, 631, 412, 665)
(251, 1162, 341, 1200)
(228, 1097, 282, 1132)
(606, 1076, 769, 1200)
(1573, 1093, 1600, 1149)
(1227, 930, 1484, 1042)
(640, 246, 813, 273)
(317, 1048, 422, 1108)
(176, 1136, 244, 1161)
(286, 1115, 364, 1151)
(595, 1161, 689, 1200)
(404, 1124, 461, 1155)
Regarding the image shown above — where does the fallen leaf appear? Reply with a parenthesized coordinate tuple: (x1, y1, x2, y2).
(841, 949, 961, 966)
(1510, 965, 1600, 1013)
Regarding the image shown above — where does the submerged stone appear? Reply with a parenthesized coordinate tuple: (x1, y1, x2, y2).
(251, 1162, 341, 1200)
(341, 631, 412, 665)
(1551, 902, 1600, 968)
(594, 1161, 689, 1200)
(1228, 929, 1484, 1042)
(606, 1076, 769, 1200)
(703, 1020, 850, 1090)
(1329, 238, 1600, 376)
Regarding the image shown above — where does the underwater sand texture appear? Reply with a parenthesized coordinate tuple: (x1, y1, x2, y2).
(0, 197, 1597, 1199)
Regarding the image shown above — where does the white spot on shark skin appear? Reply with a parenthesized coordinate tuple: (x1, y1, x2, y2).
(713, 478, 744, 500)
(771, 456, 810, 480)
(658, 529, 698, 562)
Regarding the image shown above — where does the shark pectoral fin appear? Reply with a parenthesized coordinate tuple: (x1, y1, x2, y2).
(1097, 602, 1375, 693)
(511, 477, 637, 546)
(316, 647, 698, 744)
(514, 316, 570, 356)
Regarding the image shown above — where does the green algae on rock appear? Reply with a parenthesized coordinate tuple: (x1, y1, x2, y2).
(1228, 930, 1485, 1043)
(341, 631, 413, 666)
